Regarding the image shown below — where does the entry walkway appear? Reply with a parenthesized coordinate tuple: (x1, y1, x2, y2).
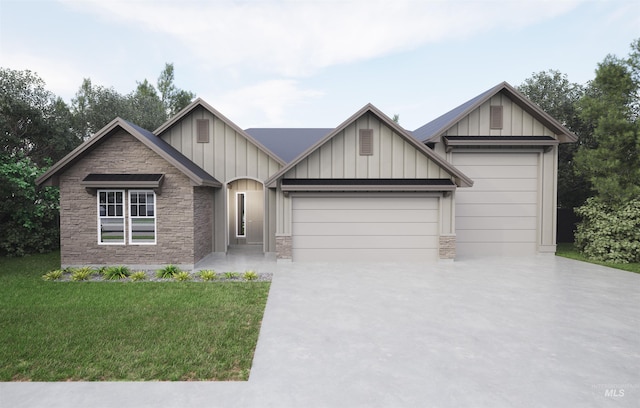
(2, 256, 639, 407)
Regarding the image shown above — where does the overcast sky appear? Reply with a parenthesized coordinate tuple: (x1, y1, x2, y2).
(1, 0, 638, 130)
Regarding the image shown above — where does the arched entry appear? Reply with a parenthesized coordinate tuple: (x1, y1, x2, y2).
(227, 179, 264, 246)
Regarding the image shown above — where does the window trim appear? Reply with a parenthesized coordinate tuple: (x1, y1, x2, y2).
(97, 189, 126, 245)
(128, 190, 157, 245)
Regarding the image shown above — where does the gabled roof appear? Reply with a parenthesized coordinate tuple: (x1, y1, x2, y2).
(413, 81, 579, 144)
(245, 128, 332, 163)
(155, 98, 287, 167)
(265, 103, 473, 188)
(36, 118, 221, 188)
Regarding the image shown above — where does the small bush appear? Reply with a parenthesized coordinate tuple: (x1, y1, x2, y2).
(224, 271, 240, 280)
(130, 271, 147, 281)
(71, 267, 94, 281)
(42, 269, 64, 281)
(198, 270, 217, 281)
(173, 271, 192, 281)
(243, 270, 258, 281)
(575, 198, 640, 263)
(104, 266, 131, 280)
(96, 266, 108, 276)
(157, 264, 181, 279)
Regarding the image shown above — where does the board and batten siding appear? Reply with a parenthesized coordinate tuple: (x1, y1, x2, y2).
(444, 94, 557, 137)
(158, 106, 283, 253)
(284, 113, 448, 180)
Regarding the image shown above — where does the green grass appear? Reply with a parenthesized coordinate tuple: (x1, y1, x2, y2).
(556, 243, 640, 274)
(0, 252, 270, 381)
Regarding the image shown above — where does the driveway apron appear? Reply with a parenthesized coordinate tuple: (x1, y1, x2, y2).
(1, 257, 638, 408)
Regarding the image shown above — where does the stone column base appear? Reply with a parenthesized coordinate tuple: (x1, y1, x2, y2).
(276, 234, 292, 261)
(439, 234, 456, 260)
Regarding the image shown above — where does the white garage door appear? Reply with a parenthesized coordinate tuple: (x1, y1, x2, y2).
(453, 152, 539, 257)
(292, 194, 439, 262)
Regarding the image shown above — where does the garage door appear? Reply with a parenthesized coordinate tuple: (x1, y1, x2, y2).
(452, 152, 539, 257)
(292, 194, 439, 262)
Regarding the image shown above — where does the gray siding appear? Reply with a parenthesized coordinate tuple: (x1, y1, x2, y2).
(444, 94, 557, 137)
(285, 113, 448, 180)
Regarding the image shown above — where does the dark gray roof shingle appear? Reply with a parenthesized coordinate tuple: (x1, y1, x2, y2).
(245, 128, 332, 163)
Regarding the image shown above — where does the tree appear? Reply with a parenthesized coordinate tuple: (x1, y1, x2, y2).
(157, 63, 196, 117)
(0, 68, 80, 165)
(574, 40, 640, 205)
(517, 70, 591, 209)
(128, 79, 166, 131)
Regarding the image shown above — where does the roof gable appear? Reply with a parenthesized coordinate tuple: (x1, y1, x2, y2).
(155, 98, 286, 167)
(413, 81, 578, 144)
(266, 103, 473, 188)
(36, 118, 221, 188)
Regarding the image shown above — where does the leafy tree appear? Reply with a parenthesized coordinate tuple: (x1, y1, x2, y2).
(157, 63, 196, 117)
(0, 154, 60, 256)
(517, 70, 591, 209)
(128, 79, 166, 131)
(574, 39, 640, 205)
(0, 68, 80, 164)
(71, 78, 131, 139)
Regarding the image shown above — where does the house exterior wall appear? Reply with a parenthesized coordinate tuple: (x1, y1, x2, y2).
(158, 106, 282, 253)
(193, 186, 214, 262)
(443, 94, 557, 137)
(58, 131, 201, 268)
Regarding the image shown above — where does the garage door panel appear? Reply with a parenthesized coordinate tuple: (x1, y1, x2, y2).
(454, 165, 538, 179)
(292, 209, 438, 223)
(467, 178, 538, 192)
(293, 221, 438, 236)
(456, 216, 537, 231)
(457, 203, 537, 218)
(294, 248, 439, 263)
(292, 195, 439, 262)
(452, 153, 538, 166)
(294, 235, 438, 249)
(456, 229, 537, 243)
(292, 196, 439, 211)
(453, 152, 539, 257)
(456, 191, 538, 205)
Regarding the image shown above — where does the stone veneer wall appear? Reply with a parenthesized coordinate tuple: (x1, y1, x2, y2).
(275, 234, 292, 260)
(59, 131, 197, 267)
(439, 235, 456, 260)
(193, 186, 214, 262)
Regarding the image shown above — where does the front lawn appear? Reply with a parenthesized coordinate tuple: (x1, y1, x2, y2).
(556, 243, 640, 274)
(0, 252, 270, 381)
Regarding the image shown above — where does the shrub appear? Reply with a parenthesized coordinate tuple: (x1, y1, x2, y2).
(71, 267, 94, 281)
(173, 271, 192, 281)
(198, 270, 217, 281)
(96, 266, 108, 276)
(243, 270, 258, 281)
(104, 266, 131, 280)
(157, 264, 181, 279)
(130, 271, 147, 281)
(42, 269, 64, 281)
(575, 198, 640, 263)
(224, 272, 240, 280)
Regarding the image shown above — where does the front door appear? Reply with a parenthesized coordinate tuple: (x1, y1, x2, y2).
(228, 179, 264, 246)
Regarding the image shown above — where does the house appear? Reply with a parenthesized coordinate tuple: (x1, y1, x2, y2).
(36, 82, 577, 268)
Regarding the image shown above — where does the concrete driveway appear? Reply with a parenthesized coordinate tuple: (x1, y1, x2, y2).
(2, 256, 638, 407)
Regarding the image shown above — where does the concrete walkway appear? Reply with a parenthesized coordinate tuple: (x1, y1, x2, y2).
(2, 256, 638, 407)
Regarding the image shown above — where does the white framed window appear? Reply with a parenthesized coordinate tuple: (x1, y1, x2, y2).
(129, 190, 156, 245)
(236, 192, 246, 237)
(98, 190, 125, 245)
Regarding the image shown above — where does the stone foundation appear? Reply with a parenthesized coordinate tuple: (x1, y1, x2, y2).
(439, 235, 456, 260)
(276, 234, 292, 260)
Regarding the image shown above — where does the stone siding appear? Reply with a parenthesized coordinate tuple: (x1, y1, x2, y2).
(275, 234, 292, 260)
(193, 186, 214, 262)
(59, 130, 206, 267)
(439, 234, 456, 260)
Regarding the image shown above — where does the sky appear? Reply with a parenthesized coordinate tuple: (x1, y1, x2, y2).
(0, 0, 638, 130)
